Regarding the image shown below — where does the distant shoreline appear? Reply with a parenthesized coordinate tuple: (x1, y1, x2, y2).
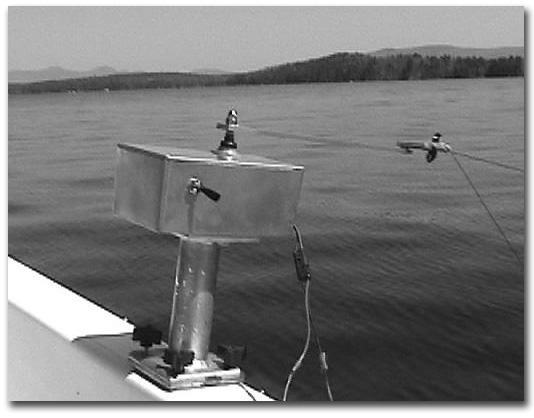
(8, 52, 524, 95)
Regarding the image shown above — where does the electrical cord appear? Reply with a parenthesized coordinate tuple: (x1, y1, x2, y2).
(303, 288, 334, 402)
(300, 281, 334, 401)
(283, 224, 334, 401)
(282, 279, 312, 401)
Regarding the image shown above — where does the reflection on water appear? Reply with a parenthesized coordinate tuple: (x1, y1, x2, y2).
(9, 78, 524, 400)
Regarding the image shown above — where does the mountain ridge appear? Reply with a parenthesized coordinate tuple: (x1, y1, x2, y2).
(8, 65, 120, 83)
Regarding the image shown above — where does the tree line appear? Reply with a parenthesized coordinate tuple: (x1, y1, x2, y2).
(8, 53, 524, 94)
(228, 53, 523, 84)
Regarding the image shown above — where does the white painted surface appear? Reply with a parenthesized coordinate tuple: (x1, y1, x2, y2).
(7, 257, 274, 401)
(8, 303, 154, 401)
(8, 257, 133, 341)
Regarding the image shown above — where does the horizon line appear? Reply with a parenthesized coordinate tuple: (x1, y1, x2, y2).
(8, 43, 525, 75)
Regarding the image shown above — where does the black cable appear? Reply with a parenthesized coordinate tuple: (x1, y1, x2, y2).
(452, 150, 524, 173)
(450, 152, 522, 265)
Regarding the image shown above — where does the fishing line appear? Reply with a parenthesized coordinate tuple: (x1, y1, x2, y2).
(245, 124, 523, 260)
(452, 150, 524, 173)
(450, 152, 522, 265)
(243, 124, 525, 170)
(240, 124, 395, 152)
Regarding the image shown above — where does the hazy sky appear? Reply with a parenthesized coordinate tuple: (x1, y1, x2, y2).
(8, 5, 524, 72)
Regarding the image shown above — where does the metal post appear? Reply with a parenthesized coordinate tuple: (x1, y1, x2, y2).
(167, 237, 221, 361)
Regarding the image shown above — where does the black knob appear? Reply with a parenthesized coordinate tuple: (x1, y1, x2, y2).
(217, 344, 247, 368)
(133, 324, 162, 350)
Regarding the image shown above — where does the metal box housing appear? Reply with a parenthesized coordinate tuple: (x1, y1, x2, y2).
(113, 143, 304, 240)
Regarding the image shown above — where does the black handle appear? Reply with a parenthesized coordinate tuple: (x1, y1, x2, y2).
(200, 185, 221, 202)
(188, 177, 221, 202)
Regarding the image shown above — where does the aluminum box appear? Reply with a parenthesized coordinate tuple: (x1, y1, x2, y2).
(113, 143, 304, 240)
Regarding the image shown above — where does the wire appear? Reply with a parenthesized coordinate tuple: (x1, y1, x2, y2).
(450, 152, 522, 265)
(241, 124, 523, 393)
(243, 124, 525, 169)
(302, 282, 334, 401)
(452, 150, 524, 173)
(283, 279, 312, 401)
(286, 223, 334, 401)
(241, 124, 395, 152)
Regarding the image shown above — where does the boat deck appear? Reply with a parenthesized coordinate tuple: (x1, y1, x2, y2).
(7, 258, 272, 401)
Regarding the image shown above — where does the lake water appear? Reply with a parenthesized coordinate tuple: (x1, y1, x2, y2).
(8, 78, 524, 401)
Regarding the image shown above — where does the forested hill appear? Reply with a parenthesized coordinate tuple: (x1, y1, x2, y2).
(8, 52, 524, 94)
(228, 52, 523, 85)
